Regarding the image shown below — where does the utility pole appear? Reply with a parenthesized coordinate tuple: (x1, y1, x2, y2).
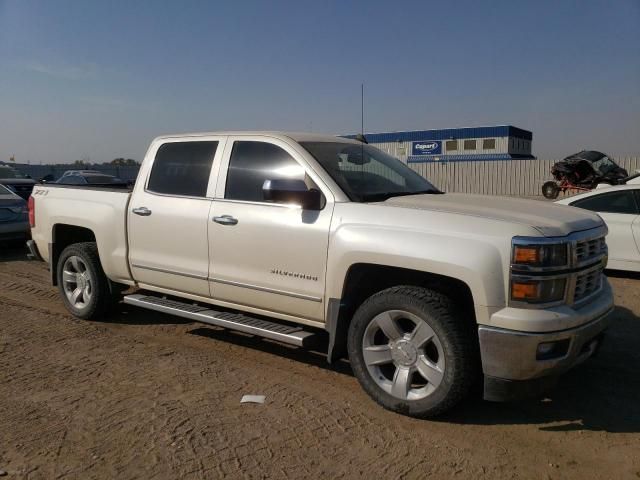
(361, 83, 364, 137)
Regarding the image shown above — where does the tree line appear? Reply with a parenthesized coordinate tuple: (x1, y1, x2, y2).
(72, 158, 139, 166)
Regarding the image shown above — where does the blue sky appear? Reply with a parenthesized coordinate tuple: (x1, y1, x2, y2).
(0, 0, 638, 164)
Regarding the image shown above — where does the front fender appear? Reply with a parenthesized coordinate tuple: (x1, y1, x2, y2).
(325, 224, 509, 321)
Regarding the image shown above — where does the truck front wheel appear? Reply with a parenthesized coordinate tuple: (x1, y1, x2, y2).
(57, 242, 115, 320)
(347, 286, 477, 418)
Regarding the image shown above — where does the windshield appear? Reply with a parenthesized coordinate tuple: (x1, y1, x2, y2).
(590, 155, 617, 175)
(0, 165, 26, 179)
(301, 142, 441, 202)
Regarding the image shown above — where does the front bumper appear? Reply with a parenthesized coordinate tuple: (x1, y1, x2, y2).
(479, 292, 613, 401)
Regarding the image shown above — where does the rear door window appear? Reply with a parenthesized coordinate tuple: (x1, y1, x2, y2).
(147, 141, 218, 197)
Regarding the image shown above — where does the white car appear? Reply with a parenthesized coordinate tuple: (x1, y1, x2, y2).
(556, 184, 640, 271)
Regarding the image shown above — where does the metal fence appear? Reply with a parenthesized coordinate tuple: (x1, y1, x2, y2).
(10, 164, 141, 182)
(407, 156, 640, 197)
(10, 156, 640, 197)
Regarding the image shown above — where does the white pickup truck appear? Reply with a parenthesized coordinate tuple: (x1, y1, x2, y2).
(27, 132, 613, 417)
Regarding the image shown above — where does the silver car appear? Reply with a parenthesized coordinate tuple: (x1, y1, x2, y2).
(0, 183, 29, 242)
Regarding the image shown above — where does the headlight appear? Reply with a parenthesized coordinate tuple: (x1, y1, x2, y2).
(510, 277, 567, 304)
(512, 242, 568, 269)
(510, 238, 570, 307)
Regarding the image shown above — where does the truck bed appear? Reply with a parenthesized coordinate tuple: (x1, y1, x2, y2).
(31, 184, 133, 284)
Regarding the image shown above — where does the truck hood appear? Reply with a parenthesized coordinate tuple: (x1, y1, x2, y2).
(383, 193, 603, 237)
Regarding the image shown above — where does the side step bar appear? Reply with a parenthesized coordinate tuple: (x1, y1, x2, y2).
(123, 294, 319, 347)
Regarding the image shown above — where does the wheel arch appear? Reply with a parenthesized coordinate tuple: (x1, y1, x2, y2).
(326, 263, 476, 363)
(50, 224, 97, 285)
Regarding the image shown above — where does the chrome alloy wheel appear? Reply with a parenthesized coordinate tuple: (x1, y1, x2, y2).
(362, 310, 445, 401)
(62, 255, 93, 309)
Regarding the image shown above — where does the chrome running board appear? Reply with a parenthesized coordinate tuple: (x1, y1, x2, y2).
(123, 294, 319, 347)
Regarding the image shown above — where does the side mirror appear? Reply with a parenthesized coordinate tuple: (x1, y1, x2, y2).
(262, 179, 322, 210)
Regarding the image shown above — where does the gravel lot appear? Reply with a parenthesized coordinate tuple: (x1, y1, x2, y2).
(0, 244, 639, 479)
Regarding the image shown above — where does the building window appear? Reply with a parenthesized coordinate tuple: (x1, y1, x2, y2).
(445, 140, 458, 151)
(463, 139, 476, 150)
(482, 138, 496, 150)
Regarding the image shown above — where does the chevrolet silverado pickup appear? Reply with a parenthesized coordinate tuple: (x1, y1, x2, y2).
(27, 132, 613, 417)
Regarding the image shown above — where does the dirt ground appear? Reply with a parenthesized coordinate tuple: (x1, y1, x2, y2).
(0, 245, 638, 480)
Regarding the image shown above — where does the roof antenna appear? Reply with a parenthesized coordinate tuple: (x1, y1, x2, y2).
(355, 83, 368, 144)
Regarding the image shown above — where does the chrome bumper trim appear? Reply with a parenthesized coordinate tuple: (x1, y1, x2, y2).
(478, 308, 613, 380)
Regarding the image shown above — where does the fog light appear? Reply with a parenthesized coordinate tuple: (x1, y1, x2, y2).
(536, 339, 570, 360)
(537, 343, 554, 356)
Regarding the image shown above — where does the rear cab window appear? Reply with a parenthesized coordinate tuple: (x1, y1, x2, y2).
(147, 141, 219, 197)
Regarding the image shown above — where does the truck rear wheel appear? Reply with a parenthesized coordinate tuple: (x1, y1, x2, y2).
(347, 286, 476, 418)
(57, 242, 115, 320)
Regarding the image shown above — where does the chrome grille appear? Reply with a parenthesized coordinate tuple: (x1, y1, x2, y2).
(573, 268, 603, 303)
(575, 236, 606, 265)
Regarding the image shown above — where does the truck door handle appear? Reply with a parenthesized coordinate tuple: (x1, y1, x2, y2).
(132, 207, 152, 216)
(213, 215, 238, 226)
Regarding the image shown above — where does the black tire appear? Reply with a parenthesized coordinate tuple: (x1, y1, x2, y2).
(347, 286, 478, 418)
(542, 181, 560, 199)
(56, 242, 115, 320)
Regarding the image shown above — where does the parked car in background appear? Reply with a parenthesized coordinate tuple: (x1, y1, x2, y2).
(0, 164, 36, 200)
(59, 169, 104, 178)
(55, 172, 130, 187)
(556, 184, 640, 272)
(0, 183, 29, 242)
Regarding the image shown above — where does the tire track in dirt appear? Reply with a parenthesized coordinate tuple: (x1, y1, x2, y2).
(0, 291, 480, 479)
(1, 252, 639, 479)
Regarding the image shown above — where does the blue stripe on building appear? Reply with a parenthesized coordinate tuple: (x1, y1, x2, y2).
(344, 125, 532, 143)
(407, 153, 536, 163)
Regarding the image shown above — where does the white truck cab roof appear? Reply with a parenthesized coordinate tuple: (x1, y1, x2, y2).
(152, 131, 360, 144)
